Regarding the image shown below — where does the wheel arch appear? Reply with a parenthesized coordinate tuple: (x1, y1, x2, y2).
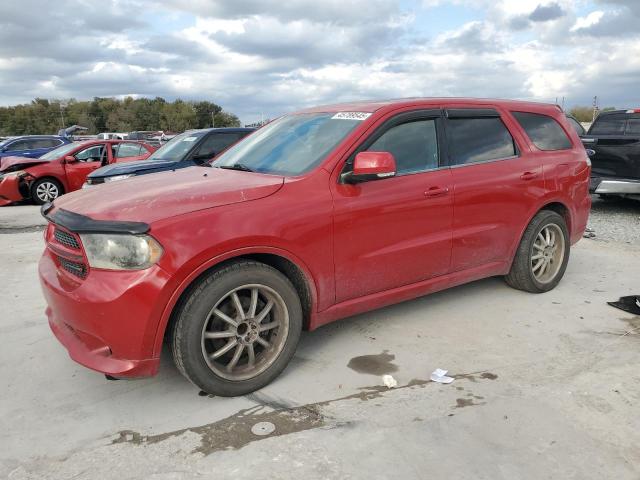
(154, 248, 318, 357)
(508, 199, 573, 268)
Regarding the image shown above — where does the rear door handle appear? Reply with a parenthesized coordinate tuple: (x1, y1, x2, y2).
(424, 186, 450, 198)
(520, 171, 539, 181)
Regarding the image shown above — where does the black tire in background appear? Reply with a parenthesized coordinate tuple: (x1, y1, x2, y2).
(505, 210, 570, 293)
(31, 177, 63, 205)
(171, 260, 303, 396)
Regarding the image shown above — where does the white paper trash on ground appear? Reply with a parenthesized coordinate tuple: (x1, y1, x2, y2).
(382, 374, 398, 388)
(430, 368, 454, 384)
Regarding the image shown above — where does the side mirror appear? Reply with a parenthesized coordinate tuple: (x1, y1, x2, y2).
(343, 151, 397, 184)
(64, 155, 77, 163)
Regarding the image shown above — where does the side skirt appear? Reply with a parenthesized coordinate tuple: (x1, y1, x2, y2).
(310, 261, 509, 330)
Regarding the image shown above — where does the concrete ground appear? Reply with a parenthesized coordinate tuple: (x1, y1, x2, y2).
(1, 203, 639, 479)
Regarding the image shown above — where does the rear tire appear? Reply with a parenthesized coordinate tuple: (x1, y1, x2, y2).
(505, 210, 570, 293)
(31, 178, 63, 205)
(171, 260, 302, 396)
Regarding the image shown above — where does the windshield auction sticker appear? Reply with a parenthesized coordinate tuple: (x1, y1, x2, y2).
(182, 137, 198, 142)
(331, 112, 372, 121)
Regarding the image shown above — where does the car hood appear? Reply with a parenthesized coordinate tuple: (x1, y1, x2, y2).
(0, 156, 49, 172)
(89, 158, 180, 178)
(52, 166, 285, 224)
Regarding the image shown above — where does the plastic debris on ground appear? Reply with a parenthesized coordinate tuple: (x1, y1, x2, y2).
(583, 227, 596, 239)
(607, 295, 640, 315)
(382, 374, 398, 389)
(430, 368, 454, 384)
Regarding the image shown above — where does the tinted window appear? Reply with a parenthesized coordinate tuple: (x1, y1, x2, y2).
(367, 120, 438, 174)
(7, 139, 32, 151)
(194, 133, 241, 160)
(32, 139, 62, 149)
(447, 117, 516, 165)
(626, 118, 640, 135)
(566, 117, 586, 136)
(115, 143, 143, 158)
(589, 114, 627, 135)
(512, 112, 572, 151)
(75, 145, 105, 162)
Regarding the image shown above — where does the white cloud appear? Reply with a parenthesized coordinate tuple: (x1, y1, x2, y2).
(571, 11, 605, 31)
(0, 0, 639, 123)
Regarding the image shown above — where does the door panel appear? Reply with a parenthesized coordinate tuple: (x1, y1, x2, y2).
(65, 144, 107, 191)
(332, 170, 453, 302)
(445, 109, 544, 271)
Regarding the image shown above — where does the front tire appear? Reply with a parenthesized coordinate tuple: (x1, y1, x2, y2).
(505, 210, 570, 293)
(171, 260, 302, 396)
(31, 178, 63, 205)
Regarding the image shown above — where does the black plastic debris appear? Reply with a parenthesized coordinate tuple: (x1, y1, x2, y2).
(607, 296, 640, 315)
(583, 227, 596, 239)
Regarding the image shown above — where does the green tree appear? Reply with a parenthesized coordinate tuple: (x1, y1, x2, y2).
(0, 97, 241, 136)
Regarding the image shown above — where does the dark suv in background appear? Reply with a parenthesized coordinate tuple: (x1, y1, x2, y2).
(582, 109, 640, 200)
(0, 135, 71, 162)
(83, 127, 255, 187)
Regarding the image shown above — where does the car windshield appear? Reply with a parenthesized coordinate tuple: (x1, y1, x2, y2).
(38, 142, 78, 160)
(147, 131, 205, 161)
(212, 113, 365, 175)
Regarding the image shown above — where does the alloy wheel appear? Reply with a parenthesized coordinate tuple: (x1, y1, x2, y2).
(531, 223, 565, 284)
(200, 284, 289, 381)
(36, 182, 60, 202)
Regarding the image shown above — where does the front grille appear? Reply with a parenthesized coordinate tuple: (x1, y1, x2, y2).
(54, 228, 80, 249)
(58, 257, 87, 278)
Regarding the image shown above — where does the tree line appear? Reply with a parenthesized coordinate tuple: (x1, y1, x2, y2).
(568, 105, 616, 123)
(0, 97, 241, 136)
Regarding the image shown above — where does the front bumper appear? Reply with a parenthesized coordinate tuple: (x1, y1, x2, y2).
(39, 249, 172, 378)
(590, 176, 640, 195)
(0, 174, 28, 206)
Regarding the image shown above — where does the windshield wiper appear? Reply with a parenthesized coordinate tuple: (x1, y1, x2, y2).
(217, 163, 254, 172)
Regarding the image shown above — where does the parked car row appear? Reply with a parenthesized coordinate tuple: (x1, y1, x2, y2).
(0, 128, 254, 205)
(38, 98, 591, 397)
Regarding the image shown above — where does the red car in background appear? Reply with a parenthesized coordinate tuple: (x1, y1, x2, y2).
(0, 140, 155, 205)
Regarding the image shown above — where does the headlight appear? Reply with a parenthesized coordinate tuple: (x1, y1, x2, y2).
(104, 174, 134, 183)
(79, 234, 163, 270)
(0, 170, 26, 180)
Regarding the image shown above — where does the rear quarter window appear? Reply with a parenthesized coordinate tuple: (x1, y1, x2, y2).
(512, 112, 572, 151)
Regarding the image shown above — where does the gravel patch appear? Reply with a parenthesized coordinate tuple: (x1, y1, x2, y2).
(586, 195, 640, 245)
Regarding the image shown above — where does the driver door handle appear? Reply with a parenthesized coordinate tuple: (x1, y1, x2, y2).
(424, 186, 450, 198)
(520, 171, 539, 181)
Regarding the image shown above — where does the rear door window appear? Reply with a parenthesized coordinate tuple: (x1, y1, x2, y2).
(512, 112, 572, 151)
(589, 114, 627, 135)
(115, 143, 143, 158)
(366, 119, 439, 174)
(446, 115, 517, 165)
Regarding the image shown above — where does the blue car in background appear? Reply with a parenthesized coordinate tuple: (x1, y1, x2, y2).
(0, 135, 72, 161)
(84, 127, 255, 187)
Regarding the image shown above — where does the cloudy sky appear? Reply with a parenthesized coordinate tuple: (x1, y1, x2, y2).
(0, 0, 638, 124)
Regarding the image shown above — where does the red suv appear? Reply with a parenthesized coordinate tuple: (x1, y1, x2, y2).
(0, 140, 155, 206)
(38, 98, 591, 396)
